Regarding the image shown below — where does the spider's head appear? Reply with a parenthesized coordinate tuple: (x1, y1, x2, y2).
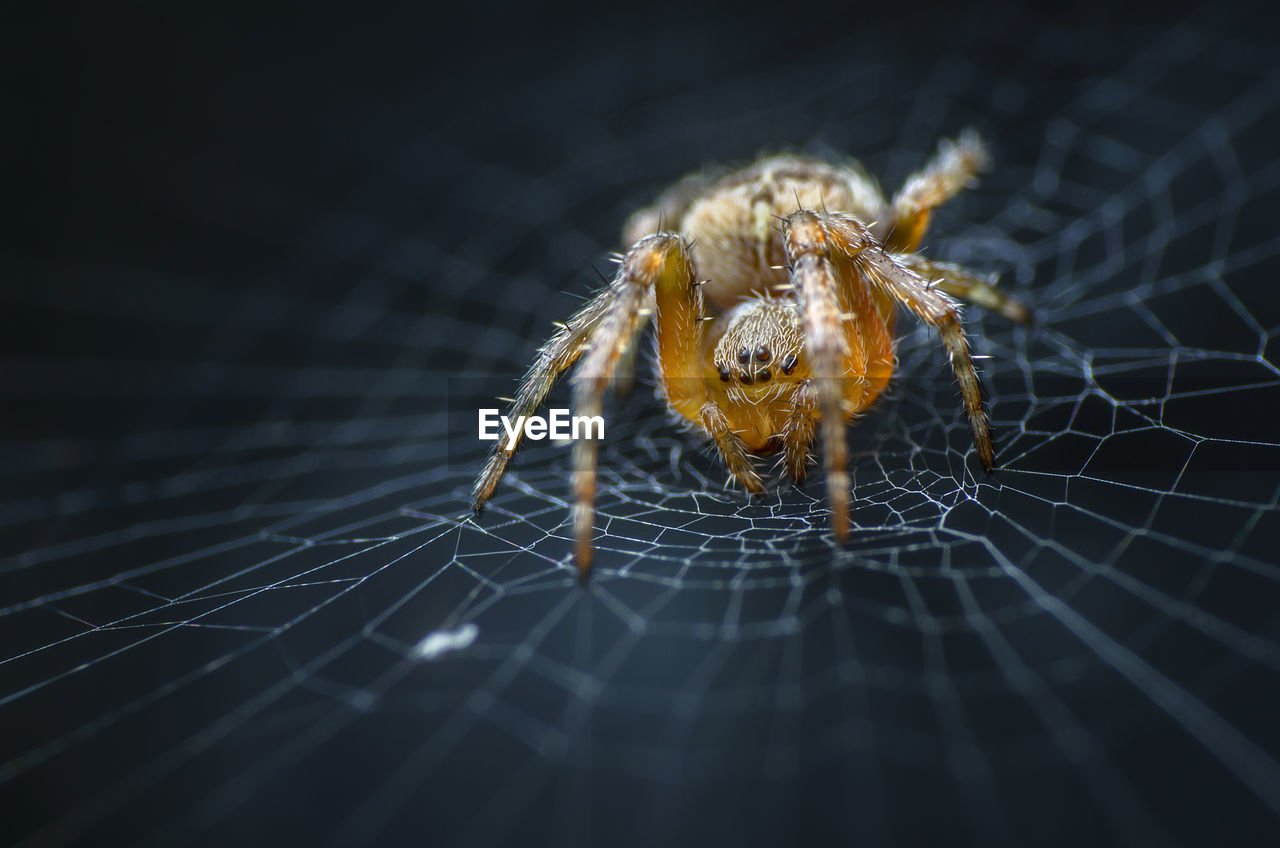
(712, 299, 805, 396)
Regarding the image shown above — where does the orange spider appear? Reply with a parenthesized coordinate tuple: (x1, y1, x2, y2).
(473, 131, 1032, 577)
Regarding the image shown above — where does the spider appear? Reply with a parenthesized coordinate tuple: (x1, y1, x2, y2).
(472, 131, 1031, 578)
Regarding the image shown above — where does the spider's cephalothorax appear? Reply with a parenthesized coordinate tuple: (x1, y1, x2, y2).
(473, 132, 1032, 577)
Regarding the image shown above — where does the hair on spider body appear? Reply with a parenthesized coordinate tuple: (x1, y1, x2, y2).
(712, 297, 803, 391)
(472, 131, 1032, 578)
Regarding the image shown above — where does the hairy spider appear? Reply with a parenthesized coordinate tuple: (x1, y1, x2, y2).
(473, 131, 1031, 577)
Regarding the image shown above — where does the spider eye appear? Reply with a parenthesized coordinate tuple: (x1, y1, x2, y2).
(758, 369, 771, 382)
(755, 345, 770, 362)
(718, 366, 731, 382)
(738, 371, 754, 385)
(737, 348, 750, 365)
(781, 353, 798, 375)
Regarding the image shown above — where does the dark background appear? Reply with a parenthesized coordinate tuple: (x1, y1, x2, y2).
(4, 2, 1280, 846)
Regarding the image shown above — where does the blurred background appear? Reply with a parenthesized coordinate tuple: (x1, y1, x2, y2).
(5, 1, 1280, 845)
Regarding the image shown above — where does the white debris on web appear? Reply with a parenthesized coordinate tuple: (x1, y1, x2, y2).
(5, 20, 1280, 847)
(414, 623, 479, 660)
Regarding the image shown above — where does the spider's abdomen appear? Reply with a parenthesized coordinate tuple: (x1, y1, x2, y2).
(680, 158, 888, 311)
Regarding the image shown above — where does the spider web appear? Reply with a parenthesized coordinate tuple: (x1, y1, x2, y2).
(5, 4, 1280, 846)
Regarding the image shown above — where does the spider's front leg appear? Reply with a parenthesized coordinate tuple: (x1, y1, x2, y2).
(827, 214, 997, 473)
(472, 281, 616, 514)
(475, 231, 752, 579)
(569, 233, 755, 578)
(782, 212, 858, 541)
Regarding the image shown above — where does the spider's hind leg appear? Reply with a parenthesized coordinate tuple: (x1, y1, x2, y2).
(888, 130, 990, 252)
(894, 254, 1033, 325)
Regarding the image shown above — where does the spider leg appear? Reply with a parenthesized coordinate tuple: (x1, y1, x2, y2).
(782, 211, 858, 540)
(643, 236, 763, 497)
(571, 233, 701, 578)
(610, 311, 651, 398)
(700, 402, 765, 494)
(782, 380, 818, 484)
(888, 130, 990, 252)
(472, 285, 617, 514)
(475, 230, 733, 577)
(894, 254, 1033, 325)
(825, 213, 996, 473)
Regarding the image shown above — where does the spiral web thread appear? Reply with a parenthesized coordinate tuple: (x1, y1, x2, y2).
(3, 11, 1280, 847)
